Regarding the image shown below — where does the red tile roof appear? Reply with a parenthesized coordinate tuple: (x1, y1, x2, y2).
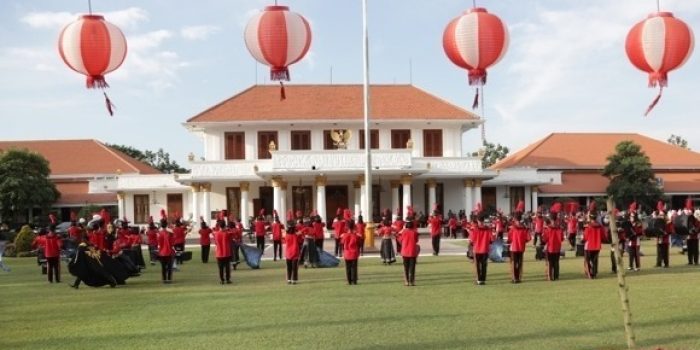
(492, 133, 700, 170)
(0, 139, 161, 176)
(186, 84, 479, 122)
(539, 171, 700, 195)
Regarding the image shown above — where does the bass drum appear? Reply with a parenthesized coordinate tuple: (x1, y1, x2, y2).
(644, 217, 665, 238)
(673, 214, 695, 236)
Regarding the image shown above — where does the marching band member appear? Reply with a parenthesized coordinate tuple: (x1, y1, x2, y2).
(146, 216, 159, 265)
(284, 210, 304, 285)
(566, 210, 578, 251)
(157, 210, 174, 284)
(583, 202, 605, 279)
(655, 201, 672, 268)
(627, 203, 643, 271)
(398, 214, 419, 286)
(254, 210, 268, 253)
(332, 209, 345, 257)
(377, 209, 397, 265)
(271, 212, 284, 261)
(447, 214, 458, 239)
(228, 217, 243, 270)
(507, 200, 530, 283)
(688, 211, 699, 266)
(341, 219, 363, 285)
(609, 210, 626, 274)
(44, 214, 62, 283)
(198, 217, 213, 263)
(542, 203, 564, 281)
(313, 213, 326, 252)
(393, 209, 405, 254)
(172, 215, 187, 265)
(67, 212, 83, 242)
(356, 214, 366, 256)
(470, 211, 494, 285)
(214, 218, 233, 284)
(428, 206, 442, 256)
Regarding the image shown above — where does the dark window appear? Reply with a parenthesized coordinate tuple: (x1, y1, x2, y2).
(292, 186, 313, 214)
(391, 129, 411, 149)
(258, 131, 278, 159)
(226, 187, 241, 220)
(323, 130, 337, 150)
(225, 132, 245, 160)
(423, 129, 443, 157)
(291, 130, 311, 150)
(167, 193, 183, 220)
(133, 194, 149, 224)
(359, 129, 379, 149)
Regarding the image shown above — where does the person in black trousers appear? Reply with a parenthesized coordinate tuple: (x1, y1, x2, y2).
(687, 227, 699, 265)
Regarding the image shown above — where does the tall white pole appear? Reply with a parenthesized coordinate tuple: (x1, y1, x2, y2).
(362, 0, 374, 246)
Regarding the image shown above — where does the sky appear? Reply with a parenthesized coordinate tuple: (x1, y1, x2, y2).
(1, 0, 699, 166)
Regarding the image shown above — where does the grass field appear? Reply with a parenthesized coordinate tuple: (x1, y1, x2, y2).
(0, 241, 698, 350)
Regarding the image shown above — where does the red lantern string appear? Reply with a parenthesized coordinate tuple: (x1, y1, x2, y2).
(644, 87, 662, 117)
(279, 81, 286, 101)
(471, 87, 479, 109)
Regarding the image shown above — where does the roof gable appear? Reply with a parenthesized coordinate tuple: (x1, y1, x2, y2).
(186, 84, 479, 123)
(0, 139, 161, 176)
(491, 133, 700, 170)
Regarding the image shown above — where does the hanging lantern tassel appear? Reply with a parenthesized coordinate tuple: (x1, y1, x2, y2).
(104, 92, 116, 117)
(644, 86, 663, 117)
(472, 87, 480, 109)
(280, 81, 286, 101)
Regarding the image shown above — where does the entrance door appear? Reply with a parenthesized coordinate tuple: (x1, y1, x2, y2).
(257, 186, 273, 218)
(167, 194, 183, 219)
(325, 185, 348, 227)
(481, 187, 496, 214)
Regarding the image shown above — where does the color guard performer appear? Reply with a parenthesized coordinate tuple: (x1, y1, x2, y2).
(470, 211, 494, 285)
(271, 212, 284, 261)
(157, 212, 175, 284)
(542, 203, 564, 281)
(583, 202, 605, 279)
(253, 210, 268, 253)
(507, 201, 530, 283)
(284, 211, 304, 285)
(67, 212, 83, 242)
(341, 219, 363, 285)
(312, 214, 326, 252)
(377, 209, 397, 264)
(146, 216, 158, 265)
(332, 209, 345, 257)
(356, 214, 366, 256)
(398, 216, 419, 286)
(44, 214, 62, 283)
(214, 218, 233, 284)
(198, 217, 213, 263)
(428, 206, 442, 256)
(627, 203, 643, 271)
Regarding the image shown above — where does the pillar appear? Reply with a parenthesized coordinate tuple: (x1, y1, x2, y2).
(463, 179, 474, 214)
(474, 179, 483, 208)
(190, 183, 200, 221)
(279, 181, 287, 222)
(201, 183, 211, 225)
(240, 181, 250, 228)
(390, 180, 400, 221)
(524, 185, 532, 212)
(358, 175, 368, 218)
(353, 181, 361, 217)
(315, 176, 327, 222)
(531, 186, 539, 213)
(401, 175, 412, 212)
(117, 191, 125, 221)
(427, 178, 437, 214)
(271, 177, 282, 221)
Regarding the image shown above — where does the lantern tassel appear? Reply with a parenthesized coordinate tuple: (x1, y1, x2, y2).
(280, 81, 286, 101)
(472, 87, 480, 109)
(86, 75, 109, 89)
(644, 86, 662, 117)
(270, 67, 290, 81)
(468, 69, 487, 86)
(104, 92, 115, 117)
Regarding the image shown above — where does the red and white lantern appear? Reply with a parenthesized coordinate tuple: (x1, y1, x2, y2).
(625, 11, 694, 116)
(58, 15, 127, 89)
(443, 8, 509, 87)
(244, 5, 311, 99)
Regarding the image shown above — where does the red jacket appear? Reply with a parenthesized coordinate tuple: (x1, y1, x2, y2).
(377, 225, 393, 238)
(507, 224, 530, 252)
(129, 233, 141, 246)
(471, 225, 494, 254)
(392, 220, 405, 232)
(32, 235, 47, 250)
(583, 223, 606, 251)
(68, 226, 82, 240)
(199, 227, 213, 245)
(332, 220, 345, 239)
(157, 230, 174, 257)
(448, 218, 457, 230)
(284, 233, 304, 260)
(342, 230, 362, 260)
(566, 217, 577, 235)
(146, 229, 158, 247)
(543, 226, 564, 254)
(428, 216, 442, 237)
(272, 222, 284, 241)
(399, 228, 419, 257)
(356, 223, 366, 239)
(628, 225, 643, 247)
(214, 229, 232, 258)
(172, 226, 186, 245)
(534, 217, 544, 233)
(254, 220, 267, 237)
(44, 233, 62, 258)
(89, 230, 106, 250)
(494, 218, 504, 233)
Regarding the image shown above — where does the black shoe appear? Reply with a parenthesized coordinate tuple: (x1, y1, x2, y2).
(70, 284, 79, 289)
(226, 280, 232, 284)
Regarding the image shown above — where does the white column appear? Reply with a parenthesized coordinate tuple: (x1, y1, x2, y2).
(315, 176, 327, 222)
(474, 179, 483, 208)
(190, 184, 200, 221)
(353, 181, 361, 217)
(390, 180, 400, 221)
(201, 183, 211, 225)
(240, 182, 250, 228)
(271, 177, 282, 221)
(117, 191, 125, 220)
(401, 175, 412, 210)
(464, 179, 473, 214)
(427, 179, 437, 214)
(531, 186, 539, 213)
(279, 181, 287, 222)
(524, 185, 532, 212)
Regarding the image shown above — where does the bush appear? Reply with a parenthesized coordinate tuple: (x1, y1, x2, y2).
(13, 225, 35, 254)
(3, 243, 16, 257)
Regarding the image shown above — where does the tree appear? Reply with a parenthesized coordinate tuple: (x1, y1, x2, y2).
(602, 141, 662, 210)
(667, 134, 690, 150)
(0, 149, 59, 222)
(474, 141, 510, 168)
(107, 144, 188, 174)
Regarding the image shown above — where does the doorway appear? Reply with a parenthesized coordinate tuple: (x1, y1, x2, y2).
(325, 185, 349, 227)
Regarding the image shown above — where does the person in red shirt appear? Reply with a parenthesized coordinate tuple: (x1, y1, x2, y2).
(398, 219, 419, 286)
(146, 217, 159, 266)
(213, 219, 233, 284)
(583, 208, 606, 279)
(171, 219, 187, 265)
(198, 217, 213, 263)
(284, 217, 304, 285)
(494, 214, 505, 240)
(253, 214, 268, 253)
(470, 213, 495, 285)
(448, 215, 458, 239)
(507, 201, 530, 283)
(428, 211, 442, 256)
(356, 215, 366, 256)
(157, 219, 175, 284)
(67, 212, 83, 242)
(88, 223, 106, 251)
(627, 212, 643, 271)
(566, 213, 578, 251)
(533, 211, 544, 247)
(341, 220, 363, 285)
(393, 215, 405, 254)
(655, 213, 672, 268)
(542, 205, 564, 281)
(377, 212, 397, 264)
(43, 215, 62, 283)
(300, 220, 319, 268)
(229, 219, 243, 269)
(332, 211, 346, 257)
(687, 214, 699, 266)
(271, 215, 284, 261)
(312, 215, 325, 252)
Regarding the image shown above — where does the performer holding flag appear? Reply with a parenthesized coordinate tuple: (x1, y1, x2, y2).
(507, 200, 530, 283)
(214, 216, 233, 285)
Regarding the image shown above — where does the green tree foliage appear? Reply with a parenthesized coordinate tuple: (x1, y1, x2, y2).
(667, 134, 690, 150)
(0, 149, 59, 221)
(13, 224, 35, 254)
(603, 141, 662, 210)
(479, 141, 510, 168)
(107, 144, 188, 174)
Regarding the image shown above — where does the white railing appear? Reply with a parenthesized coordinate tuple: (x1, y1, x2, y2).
(414, 157, 483, 173)
(188, 160, 272, 179)
(116, 174, 189, 190)
(271, 149, 412, 171)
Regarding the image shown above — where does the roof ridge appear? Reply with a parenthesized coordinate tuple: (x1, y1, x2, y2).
(93, 140, 141, 173)
(186, 85, 257, 123)
(491, 133, 554, 169)
(409, 85, 479, 119)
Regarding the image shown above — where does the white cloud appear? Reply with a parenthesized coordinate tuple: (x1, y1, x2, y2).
(181, 25, 220, 41)
(21, 7, 148, 30)
(128, 30, 173, 50)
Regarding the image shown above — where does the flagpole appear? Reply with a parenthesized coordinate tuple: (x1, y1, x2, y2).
(362, 0, 375, 247)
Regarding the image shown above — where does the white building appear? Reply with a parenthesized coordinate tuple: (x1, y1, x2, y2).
(115, 84, 497, 227)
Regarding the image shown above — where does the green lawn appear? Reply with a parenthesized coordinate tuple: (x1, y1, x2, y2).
(0, 241, 698, 350)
